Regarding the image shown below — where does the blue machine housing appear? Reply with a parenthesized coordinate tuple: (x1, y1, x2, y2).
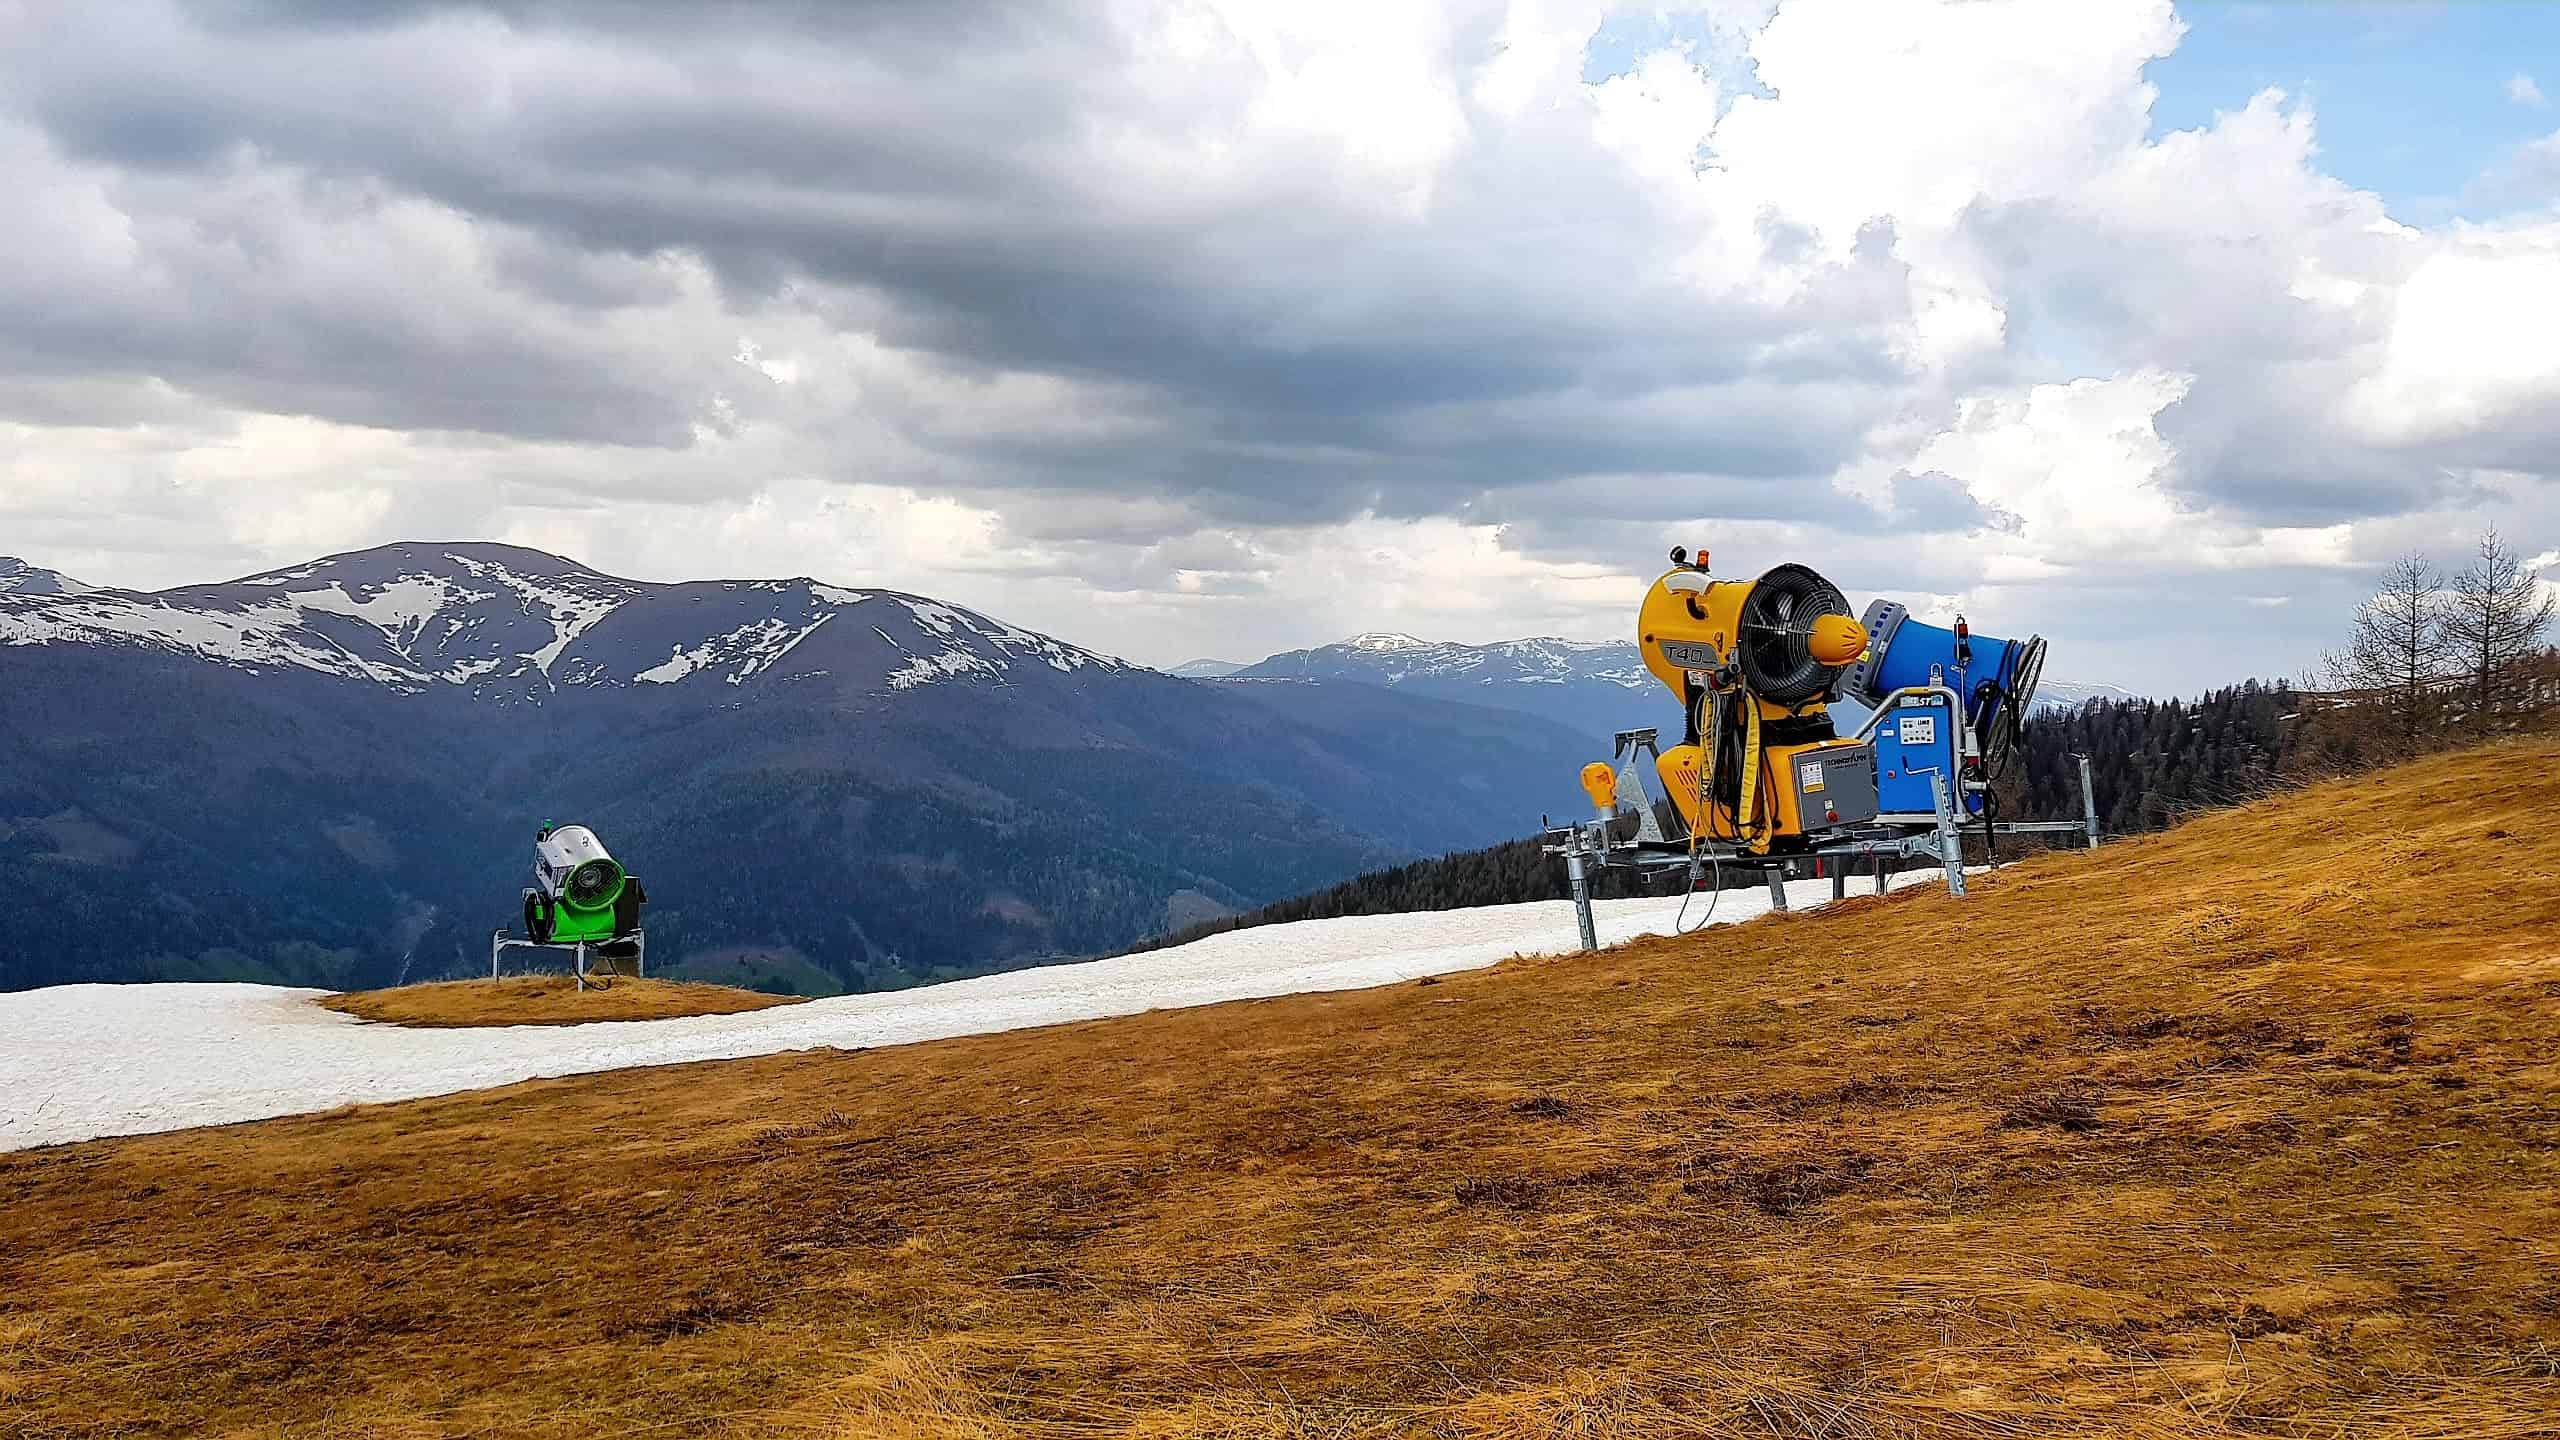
(1867, 688, 1980, 817)
(1838, 599, 2047, 818)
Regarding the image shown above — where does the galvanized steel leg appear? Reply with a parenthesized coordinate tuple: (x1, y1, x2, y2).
(1566, 842, 1598, 953)
(1766, 867, 1788, 912)
(2079, 754, 2100, 850)
(1930, 771, 1969, 899)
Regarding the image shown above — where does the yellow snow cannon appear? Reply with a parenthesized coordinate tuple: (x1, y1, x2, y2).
(1630, 548, 1882, 854)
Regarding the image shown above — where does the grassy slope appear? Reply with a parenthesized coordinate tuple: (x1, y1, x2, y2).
(318, 976, 804, 1028)
(5, 739, 2559, 1437)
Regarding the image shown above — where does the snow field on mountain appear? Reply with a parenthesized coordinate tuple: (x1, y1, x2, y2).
(0, 542, 1123, 696)
(0, 872, 1933, 1150)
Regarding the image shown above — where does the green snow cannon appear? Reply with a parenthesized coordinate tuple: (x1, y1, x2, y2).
(523, 823, 646, 944)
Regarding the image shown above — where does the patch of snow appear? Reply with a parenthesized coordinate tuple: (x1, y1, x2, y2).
(636, 640, 716, 684)
(640, 615, 836, 685)
(888, 645, 1000, 690)
(900, 599, 965, 637)
(442, 553, 630, 677)
(288, 576, 480, 634)
(2031, 680, 2140, 712)
(0, 596, 428, 688)
(736, 613, 832, 681)
(0, 873, 1940, 1150)
(1346, 632, 1429, 652)
(811, 585, 869, 607)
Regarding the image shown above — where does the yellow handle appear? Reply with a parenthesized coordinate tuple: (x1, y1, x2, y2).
(1579, 762, 1618, 813)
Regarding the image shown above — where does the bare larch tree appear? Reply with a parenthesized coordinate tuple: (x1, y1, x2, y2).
(2324, 550, 2451, 752)
(2441, 530, 2557, 736)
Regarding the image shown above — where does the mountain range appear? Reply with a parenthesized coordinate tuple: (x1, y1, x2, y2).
(0, 544, 1599, 994)
(1221, 632, 1658, 738)
(3, 544, 2136, 996)
(1196, 631, 2130, 744)
(0, 558, 94, 597)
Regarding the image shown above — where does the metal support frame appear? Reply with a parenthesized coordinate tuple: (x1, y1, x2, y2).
(489, 929, 646, 991)
(1541, 724, 2106, 954)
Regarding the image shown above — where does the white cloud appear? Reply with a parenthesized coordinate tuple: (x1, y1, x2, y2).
(2512, 73, 2548, 109)
(0, 0, 2556, 693)
(2347, 222, 2560, 445)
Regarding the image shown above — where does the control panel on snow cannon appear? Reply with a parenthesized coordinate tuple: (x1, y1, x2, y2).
(523, 823, 647, 945)
(1835, 601, 2045, 818)
(1630, 553, 1882, 855)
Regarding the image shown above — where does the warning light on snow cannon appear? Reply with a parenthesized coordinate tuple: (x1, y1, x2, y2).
(1580, 762, 1618, 814)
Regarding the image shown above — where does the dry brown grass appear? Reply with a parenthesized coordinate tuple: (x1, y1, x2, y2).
(7, 738, 2560, 1437)
(318, 974, 803, 1028)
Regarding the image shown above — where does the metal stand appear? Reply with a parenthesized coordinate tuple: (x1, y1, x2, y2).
(1929, 770, 1968, 899)
(1542, 735, 2105, 953)
(1564, 840, 1599, 952)
(490, 929, 646, 991)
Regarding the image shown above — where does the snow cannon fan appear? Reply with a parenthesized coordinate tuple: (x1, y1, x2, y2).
(523, 823, 646, 946)
(1625, 551, 1882, 855)
(1837, 602, 2046, 778)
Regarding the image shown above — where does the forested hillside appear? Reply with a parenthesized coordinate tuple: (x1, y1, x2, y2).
(2014, 680, 2299, 833)
(1144, 658, 2558, 953)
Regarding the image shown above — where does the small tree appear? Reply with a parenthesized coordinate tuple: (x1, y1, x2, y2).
(2322, 551, 2451, 752)
(2440, 529, 2557, 736)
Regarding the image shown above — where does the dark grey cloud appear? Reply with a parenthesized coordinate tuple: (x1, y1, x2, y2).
(0, 0, 1926, 530)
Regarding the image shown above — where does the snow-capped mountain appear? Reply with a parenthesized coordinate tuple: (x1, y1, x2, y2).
(1221, 629, 2130, 741)
(1168, 658, 1246, 679)
(0, 557, 93, 596)
(0, 542, 1124, 702)
(2, 543, 1599, 997)
(1227, 633, 1657, 740)
(2029, 679, 2141, 713)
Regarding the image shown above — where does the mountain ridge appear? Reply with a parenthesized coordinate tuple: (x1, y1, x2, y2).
(0, 543, 1597, 994)
(1219, 628, 2131, 744)
(2, 540, 1123, 704)
(0, 556, 94, 596)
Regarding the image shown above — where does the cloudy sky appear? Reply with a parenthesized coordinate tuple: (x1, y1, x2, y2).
(4, 0, 2558, 692)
